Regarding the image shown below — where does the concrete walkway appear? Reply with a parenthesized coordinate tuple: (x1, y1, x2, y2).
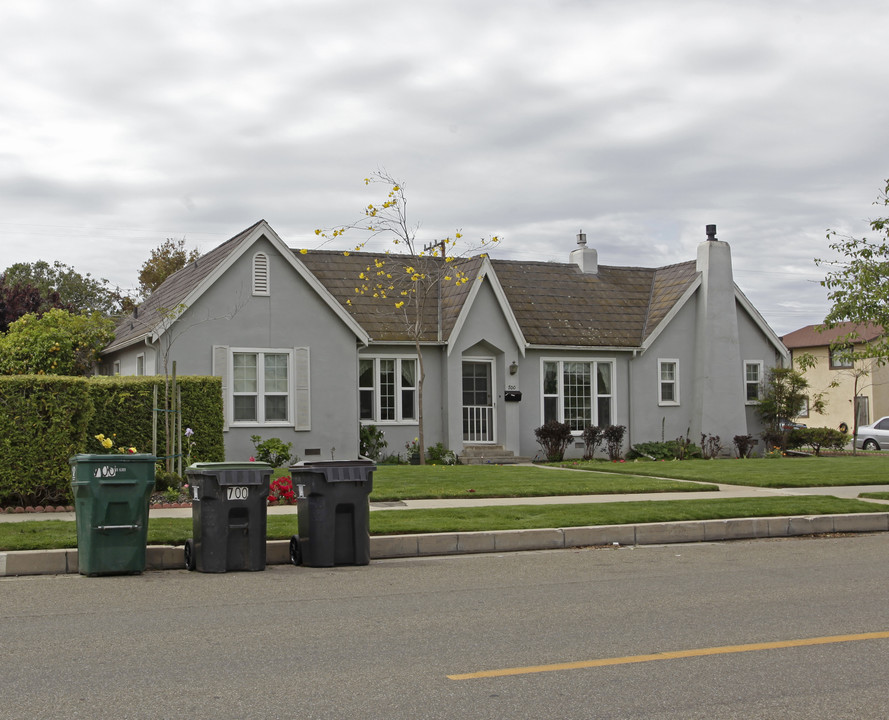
(4, 480, 889, 524)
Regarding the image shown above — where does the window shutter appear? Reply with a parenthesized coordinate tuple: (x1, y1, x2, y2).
(293, 347, 311, 431)
(213, 345, 230, 431)
(253, 253, 269, 295)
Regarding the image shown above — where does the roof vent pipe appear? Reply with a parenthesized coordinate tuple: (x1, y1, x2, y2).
(706, 224, 717, 241)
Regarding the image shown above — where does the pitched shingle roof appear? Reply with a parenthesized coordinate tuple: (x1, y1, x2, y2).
(105, 220, 703, 352)
(781, 321, 885, 349)
(105, 220, 263, 352)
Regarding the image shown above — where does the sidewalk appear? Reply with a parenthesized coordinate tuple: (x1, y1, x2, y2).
(4, 481, 889, 523)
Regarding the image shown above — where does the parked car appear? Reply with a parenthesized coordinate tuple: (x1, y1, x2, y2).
(777, 420, 806, 431)
(854, 416, 889, 451)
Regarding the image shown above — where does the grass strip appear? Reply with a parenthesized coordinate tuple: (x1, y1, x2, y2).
(859, 492, 889, 500)
(368, 465, 716, 500)
(551, 455, 889, 488)
(367, 496, 884, 534)
(1, 497, 883, 551)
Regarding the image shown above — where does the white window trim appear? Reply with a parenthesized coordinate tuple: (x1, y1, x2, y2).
(359, 355, 418, 425)
(657, 358, 680, 406)
(744, 360, 763, 405)
(213, 346, 310, 431)
(540, 357, 616, 433)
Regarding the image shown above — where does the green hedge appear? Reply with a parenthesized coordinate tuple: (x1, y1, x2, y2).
(88, 376, 224, 465)
(0, 375, 224, 507)
(0, 376, 93, 506)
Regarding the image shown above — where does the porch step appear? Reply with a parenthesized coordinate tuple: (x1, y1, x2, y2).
(460, 445, 532, 465)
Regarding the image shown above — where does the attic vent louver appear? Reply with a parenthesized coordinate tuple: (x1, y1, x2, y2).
(253, 252, 270, 295)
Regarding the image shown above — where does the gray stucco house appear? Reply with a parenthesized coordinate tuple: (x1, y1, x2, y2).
(101, 220, 788, 461)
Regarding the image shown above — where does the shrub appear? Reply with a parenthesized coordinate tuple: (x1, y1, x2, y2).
(700, 434, 723, 459)
(268, 475, 297, 505)
(0, 376, 92, 506)
(602, 425, 626, 461)
(733, 434, 755, 458)
(359, 424, 388, 460)
(426, 442, 458, 465)
(249, 435, 294, 468)
(534, 420, 574, 462)
(627, 440, 701, 461)
(582, 425, 604, 460)
(794, 427, 848, 456)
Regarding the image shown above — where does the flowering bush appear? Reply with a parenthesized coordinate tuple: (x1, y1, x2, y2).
(94, 433, 137, 454)
(268, 475, 297, 505)
(405, 438, 420, 455)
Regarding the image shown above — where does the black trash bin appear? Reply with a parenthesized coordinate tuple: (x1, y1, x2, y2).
(289, 460, 375, 567)
(184, 462, 272, 572)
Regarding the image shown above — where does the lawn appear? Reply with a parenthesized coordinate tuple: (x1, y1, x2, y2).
(368, 464, 717, 500)
(552, 454, 889, 488)
(1, 496, 882, 551)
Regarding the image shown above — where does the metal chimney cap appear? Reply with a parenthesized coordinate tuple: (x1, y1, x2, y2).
(705, 224, 717, 241)
(577, 230, 587, 246)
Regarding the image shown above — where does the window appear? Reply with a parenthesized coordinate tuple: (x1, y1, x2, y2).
(798, 396, 810, 418)
(744, 361, 762, 403)
(829, 345, 854, 369)
(214, 346, 309, 430)
(359, 357, 417, 423)
(136, 354, 145, 376)
(113, 361, 121, 376)
(233, 351, 290, 423)
(658, 359, 679, 405)
(253, 252, 269, 295)
(542, 359, 613, 431)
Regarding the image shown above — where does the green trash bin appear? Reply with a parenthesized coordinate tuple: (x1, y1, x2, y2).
(69, 454, 158, 577)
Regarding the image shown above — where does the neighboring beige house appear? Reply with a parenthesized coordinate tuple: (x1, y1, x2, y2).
(781, 322, 889, 432)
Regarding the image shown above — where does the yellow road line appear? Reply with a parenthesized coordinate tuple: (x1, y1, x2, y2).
(447, 631, 889, 680)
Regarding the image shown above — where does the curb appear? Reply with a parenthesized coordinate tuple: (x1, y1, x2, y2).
(2, 512, 888, 577)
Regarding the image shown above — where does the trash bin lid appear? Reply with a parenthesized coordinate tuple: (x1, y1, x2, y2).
(187, 462, 272, 472)
(290, 460, 375, 468)
(69, 453, 158, 464)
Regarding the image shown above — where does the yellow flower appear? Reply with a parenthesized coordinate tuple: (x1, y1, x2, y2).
(299, 249, 308, 255)
(395, 301, 404, 309)
(102, 438, 113, 449)
(343, 251, 350, 257)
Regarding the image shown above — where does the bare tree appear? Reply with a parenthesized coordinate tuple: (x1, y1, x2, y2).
(316, 171, 501, 463)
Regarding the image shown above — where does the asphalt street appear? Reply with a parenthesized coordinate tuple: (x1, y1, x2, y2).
(3, 534, 889, 719)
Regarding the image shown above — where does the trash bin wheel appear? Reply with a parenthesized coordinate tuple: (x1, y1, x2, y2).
(184, 538, 196, 571)
(289, 535, 302, 566)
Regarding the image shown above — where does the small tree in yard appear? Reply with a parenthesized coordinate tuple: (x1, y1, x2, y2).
(582, 425, 604, 460)
(756, 367, 824, 451)
(315, 171, 501, 464)
(602, 425, 626, 461)
(816, 178, 889, 451)
(0, 308, 115, 376)
(535, 420, 573, 462)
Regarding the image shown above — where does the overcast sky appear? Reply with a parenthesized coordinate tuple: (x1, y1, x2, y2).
(2, 0, 888, 335)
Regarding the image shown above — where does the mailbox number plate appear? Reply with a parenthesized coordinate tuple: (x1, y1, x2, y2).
(227, 486, 249, 500)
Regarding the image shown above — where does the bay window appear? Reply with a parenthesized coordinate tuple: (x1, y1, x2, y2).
(543, 359, 613, 431)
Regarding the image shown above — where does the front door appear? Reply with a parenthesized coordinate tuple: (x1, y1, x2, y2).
(462, 361, 494, 442)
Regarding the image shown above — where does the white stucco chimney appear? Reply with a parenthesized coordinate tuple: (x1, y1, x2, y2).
(570, 230, 598, 274)
(693, 224, 748, 446)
